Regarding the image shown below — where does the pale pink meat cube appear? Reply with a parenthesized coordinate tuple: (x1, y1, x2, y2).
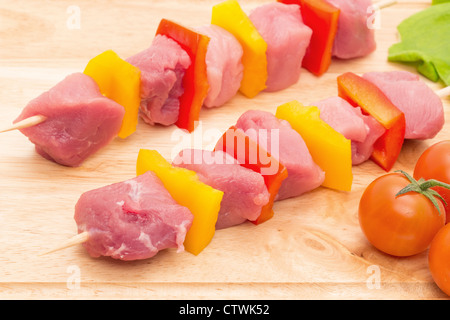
(326, 0, 376, 59)
(249, 2, 312, 92)
(363, 71, 445, 140)
(126, 35, 191, 126)
(14, 73, 125, 167)
(74, 172, 193, 261)
(196, 25, 244, 108)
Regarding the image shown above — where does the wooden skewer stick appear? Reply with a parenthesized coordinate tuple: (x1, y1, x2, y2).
(0, 115, 47, 133)
(39, 231, 89, 256)
(436, 86, 450, 98)
(373, 0, 398, 9)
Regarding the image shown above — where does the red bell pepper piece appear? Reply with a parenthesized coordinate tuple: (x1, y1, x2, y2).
(156, 19, 210, 132)
(278, 0, 340, 76)
(337, 72, 406, 172)
(214, 126, 288, 225)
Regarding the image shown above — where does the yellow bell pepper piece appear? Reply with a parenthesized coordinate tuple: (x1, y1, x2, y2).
(275, 101, 353, 192)
(84, 50, 141, 139)
(211, 0, 267, 98)
(136, 149, 223, 255)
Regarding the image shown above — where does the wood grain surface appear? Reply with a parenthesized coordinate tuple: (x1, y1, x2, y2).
(0, 0, 449, 300)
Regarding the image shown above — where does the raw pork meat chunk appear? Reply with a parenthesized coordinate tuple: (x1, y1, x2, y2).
(249, 2, 312, 92)
(235, 110, 325, 200)
(14, 73, 125, 167)
(74, 172, 193, 261)
(312, 96, 385, 165)
(326, 0, 376, 59)
(196, 25, 244, 108)
(173, 149, 270, 229)
(363, 71, 445, 139)
(126, 35, 191, 126)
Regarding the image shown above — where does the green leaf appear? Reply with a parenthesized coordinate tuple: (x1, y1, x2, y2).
(388, 4, 450, 86)
(432, 0, 450, 5)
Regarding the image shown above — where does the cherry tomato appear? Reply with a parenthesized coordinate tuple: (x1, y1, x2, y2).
(428, 223, 450, 296)
(359, 172, 445, 257)
(414, 140, 450, 224)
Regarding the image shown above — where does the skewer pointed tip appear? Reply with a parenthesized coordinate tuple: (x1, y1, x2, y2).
(39, 231, 89, 256)
(0, 115, 47, 134)
(436, 86, 450, 98)
(374, 0, 398, 9)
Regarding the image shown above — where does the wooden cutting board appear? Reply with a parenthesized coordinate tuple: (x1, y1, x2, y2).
(0, 0, 448, 299)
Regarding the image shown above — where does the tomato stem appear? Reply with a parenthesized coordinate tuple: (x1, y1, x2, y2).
(395, 170, 450, 215)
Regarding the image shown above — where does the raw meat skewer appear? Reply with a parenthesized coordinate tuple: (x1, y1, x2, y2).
(0, 1, 401, 139)
(3, 1, 399, 137)
(4, 84, 447, 136)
